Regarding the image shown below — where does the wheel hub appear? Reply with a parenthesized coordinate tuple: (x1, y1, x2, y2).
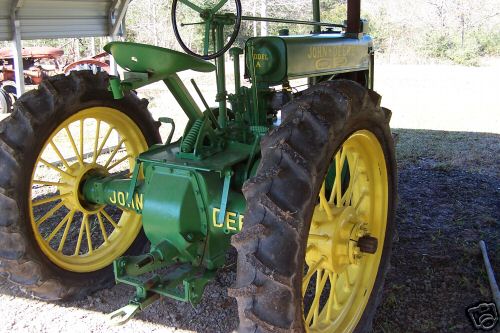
(306, 206, 373, 274)
(59, 162, 108, 214)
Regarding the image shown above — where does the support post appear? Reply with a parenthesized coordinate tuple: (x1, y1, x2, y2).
(163, 74, 204, 122)
(11, 20, 24, 96)
(312, 0, 321, 33)
(108, 36, 118, 76)
(346, 0, 361, 34)
(108, 0, 131, 76)
(260, 0, 268, 36)
(10, 0, 25, 96)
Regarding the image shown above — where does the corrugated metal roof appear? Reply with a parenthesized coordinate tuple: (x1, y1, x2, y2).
(0, 0, 119, 41)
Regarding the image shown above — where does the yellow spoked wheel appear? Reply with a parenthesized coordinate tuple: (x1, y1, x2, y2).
(0, 71, 159, 300)
(29, 107, 149, 272)
(232, 80, 395, 333)
(304, 130, 388, 332)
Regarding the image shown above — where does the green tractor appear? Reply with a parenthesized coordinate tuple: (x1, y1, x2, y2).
(0, 0, 396, 331)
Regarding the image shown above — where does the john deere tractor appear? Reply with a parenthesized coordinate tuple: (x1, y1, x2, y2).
(0, 0, 396, 331)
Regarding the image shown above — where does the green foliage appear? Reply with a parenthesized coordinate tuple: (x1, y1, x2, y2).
(421, 32, 456, 59)
(362, 8, 391, 54)
(320, 1, 347, 23)
(448, 44, 482, 66)
(421, 28, 500, 66)
(3, 0, 497, 67)
(123, 0, 498, 66)
(422, 0, 499, 65)
(473, 30, 500, 56)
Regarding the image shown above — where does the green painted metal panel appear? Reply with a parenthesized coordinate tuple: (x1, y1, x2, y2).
(245, 36, 287, 83)
(83, 177, 145, 214)
(141, 166, 203, 261)
(284, 34, 372, 78)
(140, 141, 252, 174)
(246, 34, 372, 85)
(104, 42, 216, 77)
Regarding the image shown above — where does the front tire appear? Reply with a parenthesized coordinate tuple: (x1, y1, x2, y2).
(231, 80, 396, 332)
(0, 71, 160, 300)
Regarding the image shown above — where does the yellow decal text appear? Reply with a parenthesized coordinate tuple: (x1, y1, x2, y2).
(212, 208, 244, 232)
(109, 191, 144, 211)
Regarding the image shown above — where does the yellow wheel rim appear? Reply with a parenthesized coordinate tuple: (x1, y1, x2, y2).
(29, 107, 149, 273)
(304, 130, 388, 332)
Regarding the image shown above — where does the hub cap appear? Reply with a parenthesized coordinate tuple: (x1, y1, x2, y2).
(303, 130, 388, 332)
(29, 107, 148, 272)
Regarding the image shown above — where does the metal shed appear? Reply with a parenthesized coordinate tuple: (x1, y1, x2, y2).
(0, 0, 131, 94)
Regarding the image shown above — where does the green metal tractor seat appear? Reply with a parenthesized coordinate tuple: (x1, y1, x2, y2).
(104, 42, 215, 89)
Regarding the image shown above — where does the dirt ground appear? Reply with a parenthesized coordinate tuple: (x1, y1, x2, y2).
(374, 129, 499, 333)
(0, 62, 499, 333)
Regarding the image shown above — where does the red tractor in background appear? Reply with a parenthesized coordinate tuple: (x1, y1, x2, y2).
(0, 46, 110, 114)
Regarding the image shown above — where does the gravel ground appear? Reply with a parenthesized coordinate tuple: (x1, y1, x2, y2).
(0, 64, 499, 332)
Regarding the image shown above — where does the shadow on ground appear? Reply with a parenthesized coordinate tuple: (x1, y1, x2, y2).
(373, 128, 499, 333)
(0, 128, 498, 333)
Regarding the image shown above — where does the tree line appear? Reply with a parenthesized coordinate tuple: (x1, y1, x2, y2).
(1, 0, 498, 66)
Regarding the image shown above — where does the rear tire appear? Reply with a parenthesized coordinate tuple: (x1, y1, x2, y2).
(0, 71, 161, 300)
(231, 80, 396, 332)
(0, 88, 12, 114)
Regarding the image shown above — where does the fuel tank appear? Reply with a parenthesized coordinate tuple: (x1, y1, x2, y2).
(245, 33, 373, 85)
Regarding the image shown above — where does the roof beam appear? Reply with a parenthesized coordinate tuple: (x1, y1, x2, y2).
(110, 0, 131, 37)
(11, 0, 24, 14)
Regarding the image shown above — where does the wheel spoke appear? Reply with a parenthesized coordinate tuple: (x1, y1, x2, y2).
(84, 214, 93, 254)
(65, 126, 83, 166)
(103, 138, 126, 169)
(313, 270, 322, 323)
(101, 208, 119, 229)
(354, 190, 367, 211)
(334, 151, 342, 207)
(39, 158, 73, 177)
(32, 193, 70, 207)
(48, 140, 71, 170)
(32, 180, 70, 188)
(319, 182, 333, 220)
(341, 155, 359, 206)
(212, 0, 229, 13)
(92, 119, 101, 163)
(302, 257, 324, 296)
(95, 125, 114, 158)
(79, 119, 84, 160)
(178, 0, 203, 13)
(96, 212, 108, 243)
(308, 234, 330, 242)
(306, 268, 329, 326)
(329, 148, 348, 205)
(35, 201, 64, 226)
(344, 269, 352, 291)
(58, 210, 75, 252)
(45, 209, 73, 242)
(74, 214, 86, 255)
(107, 154, 131, 171)
(326, 272, 339, 321)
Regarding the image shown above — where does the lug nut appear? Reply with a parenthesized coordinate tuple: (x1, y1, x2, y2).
(357, 235, 378, 254)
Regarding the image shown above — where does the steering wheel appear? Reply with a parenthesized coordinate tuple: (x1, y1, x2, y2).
(171, 0, 242, 60)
